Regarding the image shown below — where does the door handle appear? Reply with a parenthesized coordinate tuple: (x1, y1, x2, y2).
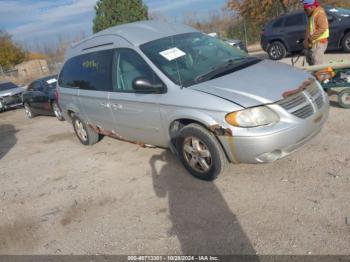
(111, 103, 123, 110)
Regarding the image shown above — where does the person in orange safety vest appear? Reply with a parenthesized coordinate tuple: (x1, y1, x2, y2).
(303, 0, 329, 65)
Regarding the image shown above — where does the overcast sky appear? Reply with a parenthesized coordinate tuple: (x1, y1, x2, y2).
(0, 0, 227, 50)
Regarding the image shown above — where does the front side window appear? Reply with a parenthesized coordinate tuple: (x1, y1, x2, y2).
(59, 49, 113, 91)
(112, 49, 162, 92)
(140, 32, 250, 87)
(33, 82, 43, 91)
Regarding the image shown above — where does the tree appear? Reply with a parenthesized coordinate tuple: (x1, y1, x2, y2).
(93, 0, 148, 33)
(0, 30, 25, 70)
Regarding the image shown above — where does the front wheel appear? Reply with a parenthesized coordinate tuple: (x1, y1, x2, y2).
(51, 101, 64, 121)
(338, 89, 350, 108)
(176, 123, 227, 181)
(341, 32, 350, 53)
(72, 115, 99, 145)
(24, 103, 36, 118)
(267, 41, 287, 60)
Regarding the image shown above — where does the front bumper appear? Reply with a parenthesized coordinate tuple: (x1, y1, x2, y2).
(260, 37, 269, 51)
(0, 94, 23, 111)
(218, 97, 330, 164)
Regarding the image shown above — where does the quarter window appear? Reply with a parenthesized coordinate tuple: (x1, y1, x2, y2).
(285, 14, 306, 27)
(272, 18, 284, 28)
(58, 49, 113, 91)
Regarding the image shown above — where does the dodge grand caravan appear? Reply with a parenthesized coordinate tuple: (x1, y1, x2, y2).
(57, 21, 329, 181)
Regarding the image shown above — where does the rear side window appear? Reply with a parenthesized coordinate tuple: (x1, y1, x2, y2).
(272, 18, 284, 28)
(285, 14, 306, 27)
(58, 49, 113, 91)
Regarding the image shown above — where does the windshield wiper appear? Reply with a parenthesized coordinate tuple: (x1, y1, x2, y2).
(194, 57, 260, 84)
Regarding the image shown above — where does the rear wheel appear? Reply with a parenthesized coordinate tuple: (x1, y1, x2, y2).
(338, 89, 350, 108)
(72, 115, 99, 145)
(51, 101, 64, 121)
(267, 41, 287, 60)
(24, 103, 36, 118)
(176, 123, 227, 181)
(341, 32, 350, 53)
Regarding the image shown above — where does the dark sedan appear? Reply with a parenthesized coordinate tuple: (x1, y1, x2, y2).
(22, 75, 64, 121)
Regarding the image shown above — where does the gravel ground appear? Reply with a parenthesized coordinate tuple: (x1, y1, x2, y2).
(0, 53, 349, 255)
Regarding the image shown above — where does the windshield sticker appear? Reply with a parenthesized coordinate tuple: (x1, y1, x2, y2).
(159, 47, 186, 61)
(329, 8, 339, 12)
(46, 78, 57, 84)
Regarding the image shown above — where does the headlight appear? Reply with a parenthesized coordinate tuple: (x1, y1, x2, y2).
(225, 106, 279, 127)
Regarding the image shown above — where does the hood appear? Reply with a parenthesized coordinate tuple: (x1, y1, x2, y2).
(0, 87, 24, 98)
(188, 59, 311, 108)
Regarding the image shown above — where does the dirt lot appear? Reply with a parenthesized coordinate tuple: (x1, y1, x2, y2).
(0, 54, 350, 255)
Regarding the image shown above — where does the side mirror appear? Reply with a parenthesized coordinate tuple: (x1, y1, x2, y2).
(132, 77, 165, 93)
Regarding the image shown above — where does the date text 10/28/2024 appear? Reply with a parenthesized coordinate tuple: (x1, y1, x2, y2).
(128, 256, 220, 261)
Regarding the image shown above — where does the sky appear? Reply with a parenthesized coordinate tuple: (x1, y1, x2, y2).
(0, 0, 228, 50)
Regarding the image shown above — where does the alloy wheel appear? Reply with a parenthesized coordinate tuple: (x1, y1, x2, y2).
(270, 44, 282, 59)
(75, 119, 88, 141)
(345, 38, 350, 50)
(182, 136, 212, 173)
(52, 102, 62, 119)
(24, 104, 32, 118)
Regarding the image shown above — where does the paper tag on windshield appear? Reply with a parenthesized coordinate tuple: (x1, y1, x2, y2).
(159, 47, 186, 61)
(46, 78, 57, 84)
(329, 8, 338, 12)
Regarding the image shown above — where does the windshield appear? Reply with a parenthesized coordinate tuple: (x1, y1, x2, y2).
(0, 82, 18, 92)
(328, 7, 350, 17)
(140, 32, 248, 87)
(42, 76, 58, 89)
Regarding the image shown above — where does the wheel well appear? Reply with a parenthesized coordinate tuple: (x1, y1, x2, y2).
(268, 39, 288, 50)
(67, 110, 75, 121)
(169, 119, 206, 146)
(169, 118, 231, 161)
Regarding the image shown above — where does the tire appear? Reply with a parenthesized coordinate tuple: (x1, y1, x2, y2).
(72, 115, 99, 145)
(24, 102, 36, 119)
(342, 32, 350, 53)
(176, 123, 227, 181)
(51, 101, 65, 121)
(267, 41, 287, 60)
(338, 89, 350, 108)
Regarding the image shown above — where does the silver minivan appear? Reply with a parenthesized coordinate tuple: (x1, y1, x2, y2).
(57, 21, 329, 181)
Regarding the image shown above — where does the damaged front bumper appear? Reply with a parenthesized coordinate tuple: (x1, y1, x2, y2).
(217, 99, 330, 164)
(0, 94, 23, 111)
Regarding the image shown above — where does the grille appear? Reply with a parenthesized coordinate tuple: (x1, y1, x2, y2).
(292, 104, 314, 119)
(277, 93, 307, 110)
(277, 81, 324, 119)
